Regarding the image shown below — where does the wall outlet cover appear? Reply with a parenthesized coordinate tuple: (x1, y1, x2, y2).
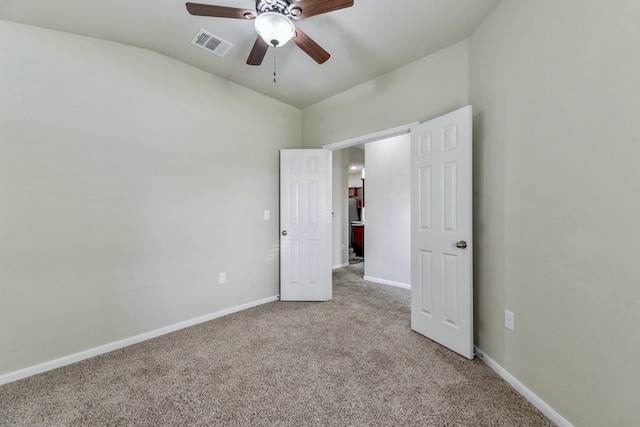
(505, 310, 515, 331)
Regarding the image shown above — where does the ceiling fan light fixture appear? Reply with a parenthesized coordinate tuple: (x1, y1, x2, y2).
(254, 12, 295, 47)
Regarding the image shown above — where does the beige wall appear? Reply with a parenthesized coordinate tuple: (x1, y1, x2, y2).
(470, 1, 640, 425)
(302, 39, 470, 148)
(0, 20, 301, 376)
(363, 135, 411, 286)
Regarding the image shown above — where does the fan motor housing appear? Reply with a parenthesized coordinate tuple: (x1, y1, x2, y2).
(256, 0, 300, 19)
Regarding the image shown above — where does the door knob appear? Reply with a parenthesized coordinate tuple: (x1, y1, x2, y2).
(456, 240, 467, 249)
(281, 230, 288, 236)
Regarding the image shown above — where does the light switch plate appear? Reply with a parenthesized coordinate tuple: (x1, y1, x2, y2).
(264, 210, 270, 220)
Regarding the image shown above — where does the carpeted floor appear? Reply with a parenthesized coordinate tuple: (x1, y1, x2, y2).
(0, 264, 553, 426)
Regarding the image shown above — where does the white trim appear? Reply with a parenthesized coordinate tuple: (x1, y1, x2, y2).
(474, 346, 573, 427)
(0, 295, 279, 386)
(333, 262, 349, 269)
(363, 275, 411, 290)
(322, 122, 420, 151)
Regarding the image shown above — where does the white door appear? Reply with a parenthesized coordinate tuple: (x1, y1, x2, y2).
(410, 106, 473, 359)
(280, 149, 332, 301)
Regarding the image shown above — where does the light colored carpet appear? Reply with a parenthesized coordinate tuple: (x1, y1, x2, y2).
(0, 265, 553, 426)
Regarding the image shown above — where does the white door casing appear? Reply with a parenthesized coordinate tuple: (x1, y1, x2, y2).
(410, 106, 474, 359)
(280, 149, 332, 301)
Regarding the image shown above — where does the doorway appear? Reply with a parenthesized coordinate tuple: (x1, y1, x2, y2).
(347, 146, 365, 265)
(325, 122, 418, 287)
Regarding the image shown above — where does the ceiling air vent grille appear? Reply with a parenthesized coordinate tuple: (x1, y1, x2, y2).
(191, 29, 233, 57)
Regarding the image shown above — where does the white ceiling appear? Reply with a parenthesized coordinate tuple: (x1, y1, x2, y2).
(0, 0, 500, 108)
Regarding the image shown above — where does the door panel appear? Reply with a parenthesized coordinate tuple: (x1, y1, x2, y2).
(419, 167, 433, 230)
(419, 250, 433, 315)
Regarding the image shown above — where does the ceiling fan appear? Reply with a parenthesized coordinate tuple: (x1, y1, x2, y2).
(186, 0, 354, 66)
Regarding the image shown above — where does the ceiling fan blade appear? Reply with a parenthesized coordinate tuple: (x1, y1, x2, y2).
(246, 37, 269, 66)
(186, 3, 256, 19)
(290, 0, 354, 19)
(292, 27, 330, 64)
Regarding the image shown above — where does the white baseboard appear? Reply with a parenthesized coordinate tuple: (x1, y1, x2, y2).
(363, 275, 411, 290)
(474, 346, 573, 427)
(333, 262, 349, 270)
(0, 295, 279, 386)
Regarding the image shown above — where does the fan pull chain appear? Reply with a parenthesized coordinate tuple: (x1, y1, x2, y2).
(273, 50, 277, 83)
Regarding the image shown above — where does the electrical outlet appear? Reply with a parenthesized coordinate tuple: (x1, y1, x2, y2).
(504, 310, 515, 331)
(218, 272, 226, 284)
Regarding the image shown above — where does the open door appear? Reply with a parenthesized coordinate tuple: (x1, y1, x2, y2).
(410, 106, 474, 359)
(280, 149, 332, 301)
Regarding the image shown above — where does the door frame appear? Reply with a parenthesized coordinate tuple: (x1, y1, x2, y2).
(323, 122, 420, 270)
(323, 122, 420, 152)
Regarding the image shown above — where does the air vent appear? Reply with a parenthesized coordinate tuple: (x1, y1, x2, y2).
(191, 29, 233, 57)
